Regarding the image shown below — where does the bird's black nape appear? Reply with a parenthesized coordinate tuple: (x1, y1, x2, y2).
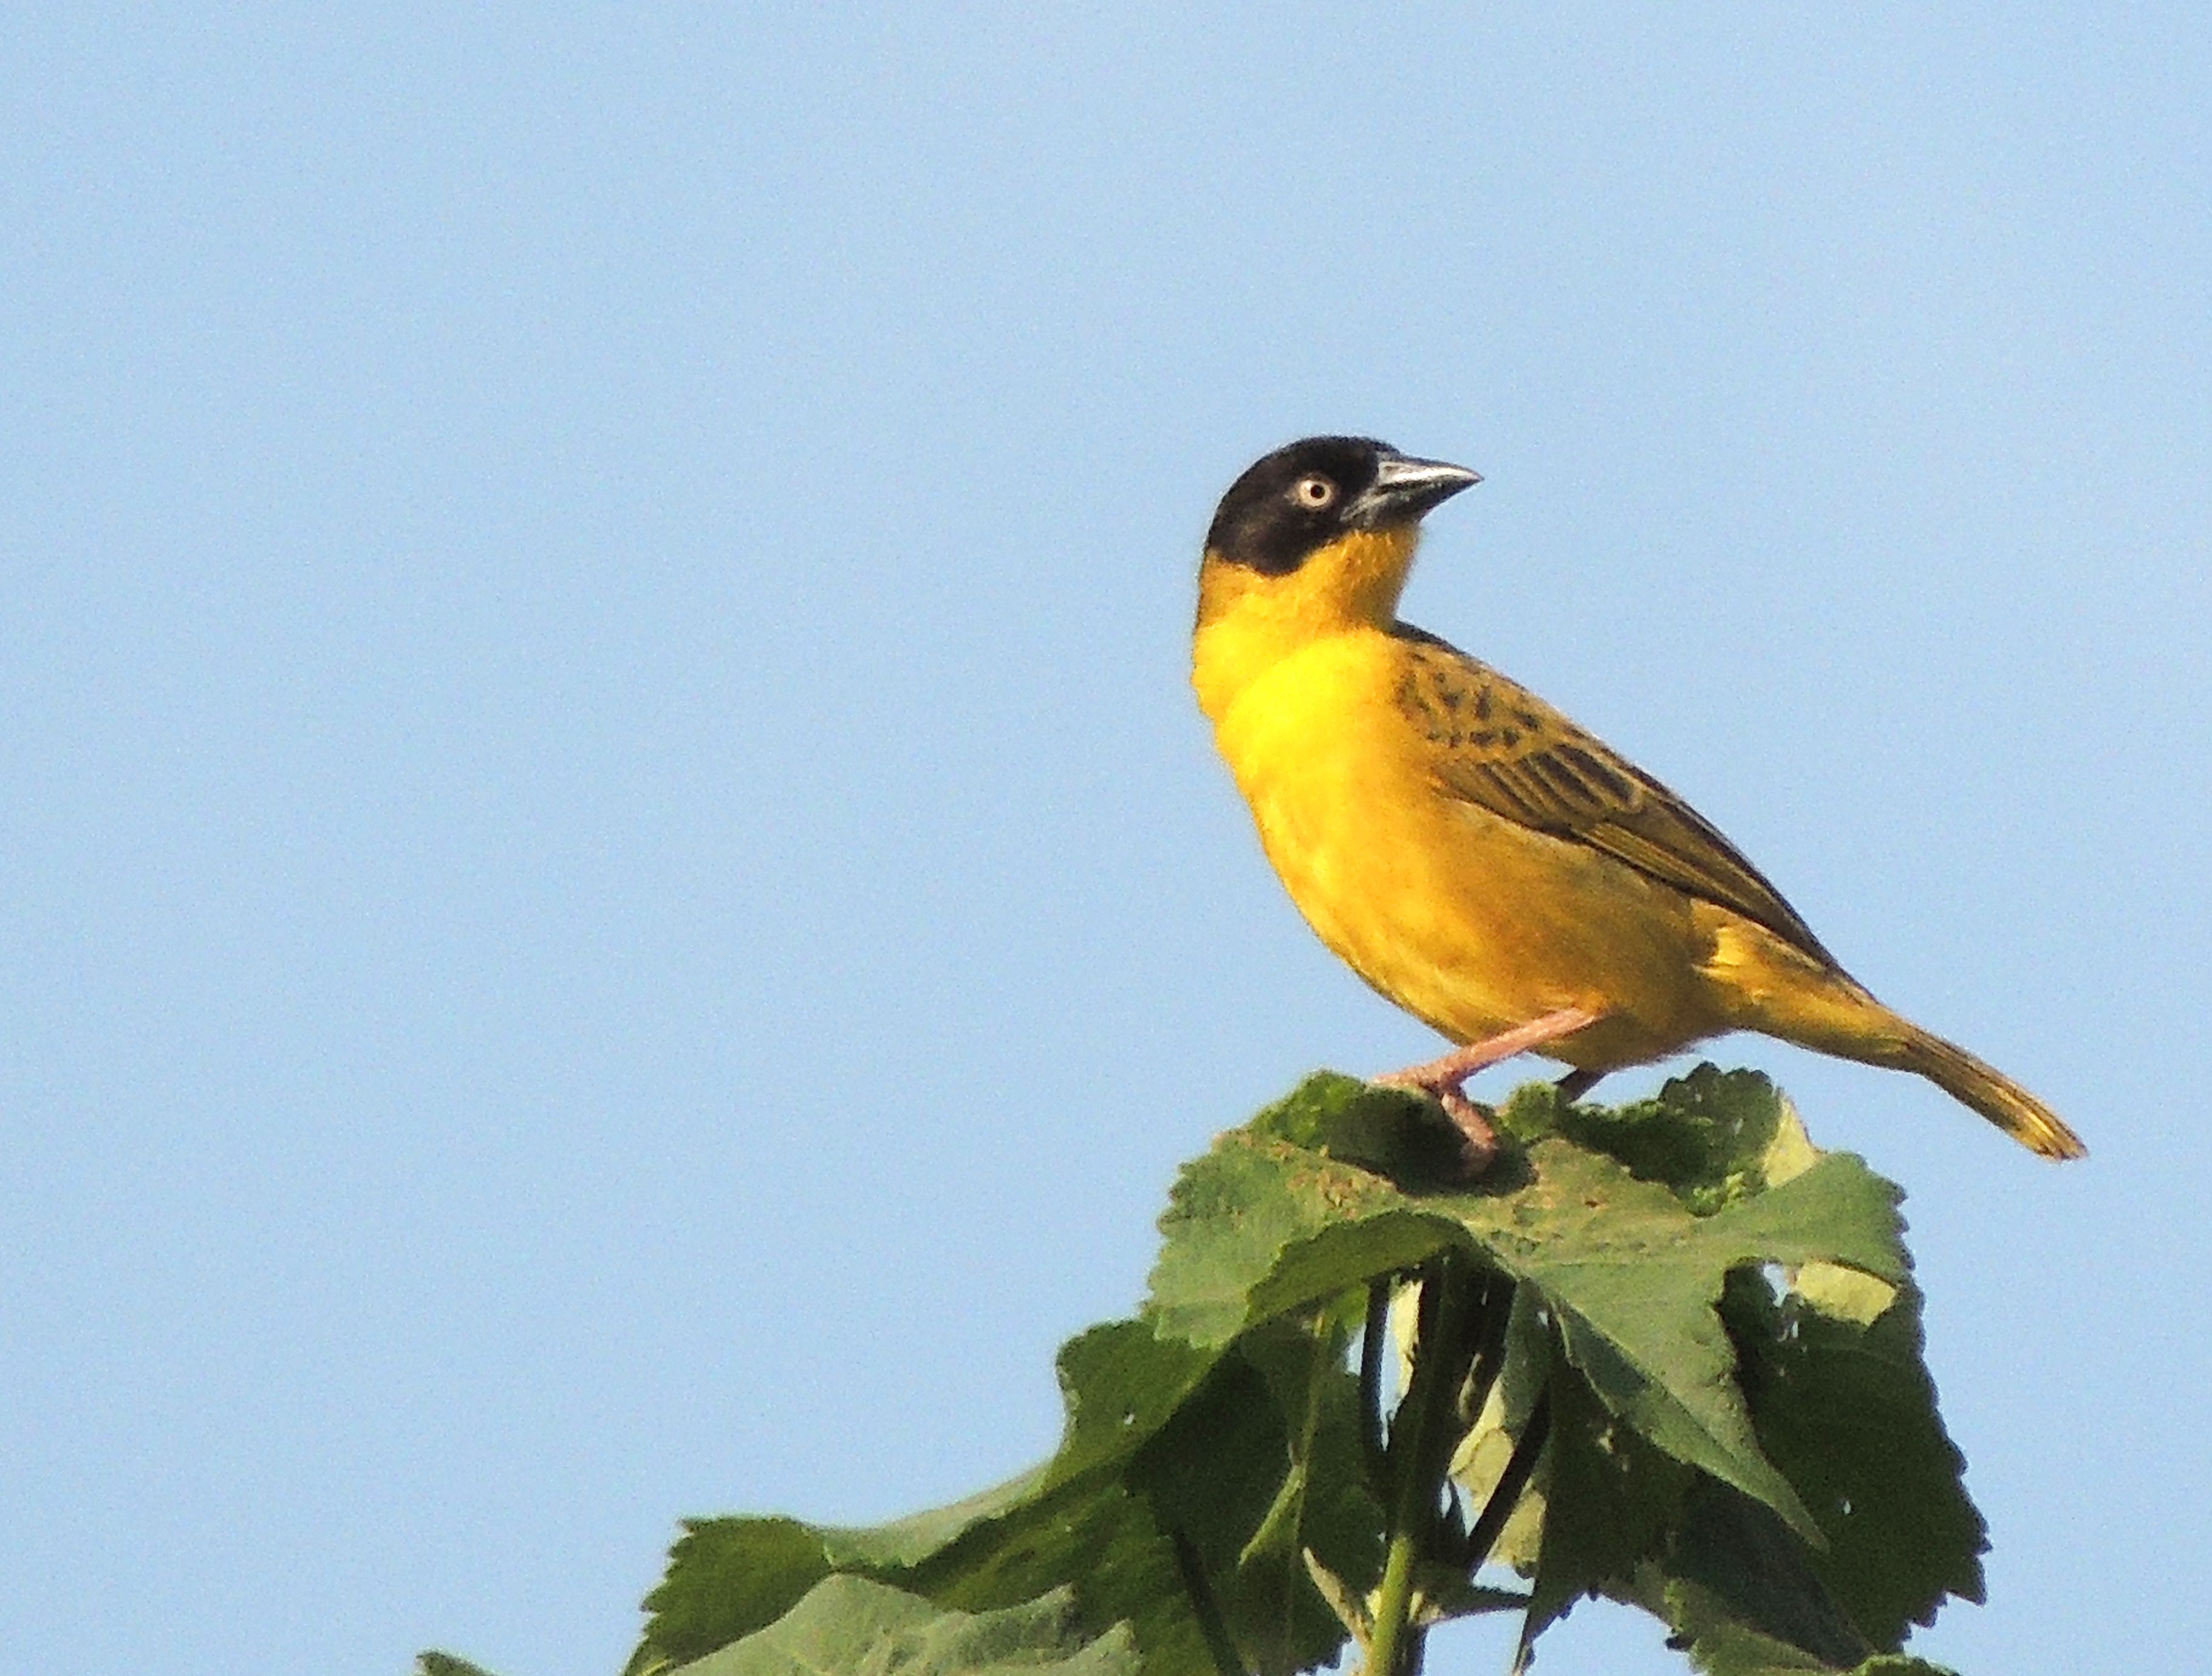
(1205, 436, 1395, 576)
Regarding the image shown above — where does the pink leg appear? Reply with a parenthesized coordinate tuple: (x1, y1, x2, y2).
(1374, 1007, 1601, 1174)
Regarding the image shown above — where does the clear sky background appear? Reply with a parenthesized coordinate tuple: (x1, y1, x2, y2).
(4, 8, 2207, 1675)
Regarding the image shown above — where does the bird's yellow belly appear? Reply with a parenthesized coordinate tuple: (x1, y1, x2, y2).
(1212, 643, 1724, 1067)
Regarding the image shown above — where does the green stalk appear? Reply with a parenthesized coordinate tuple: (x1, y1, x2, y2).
(1365, 1256, 1481, 1676)
(1455, 1390, 1551, 1571)
(1359, 1278, 1391, 1487)
(1365, 1528, 1424, 1676)
(1170, 1528, 1244, 1676)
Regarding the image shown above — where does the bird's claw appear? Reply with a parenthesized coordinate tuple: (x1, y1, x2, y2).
(1376, 1006, 1603, 1178)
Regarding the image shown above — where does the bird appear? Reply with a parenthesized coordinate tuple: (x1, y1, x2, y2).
(1191, 435, 2084, 1168)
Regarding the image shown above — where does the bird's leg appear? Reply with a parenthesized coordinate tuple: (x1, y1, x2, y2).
(1376, 1006, 1601, 1173)
(1554, 1067, 1605, 1103)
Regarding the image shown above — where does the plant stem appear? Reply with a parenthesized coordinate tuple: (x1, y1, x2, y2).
(1365, 1254, 1484, 1676)
(1455, 1390, 1551, 1572)
(1366, 1529, 1424, 1676)
(1170, 1527, 1244, 1676)
(1360, 1278, 1391, 1488)
(1456, 1270, 1515, 1428)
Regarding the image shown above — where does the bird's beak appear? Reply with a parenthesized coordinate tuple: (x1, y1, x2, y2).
(1346, 453, 1483, 528)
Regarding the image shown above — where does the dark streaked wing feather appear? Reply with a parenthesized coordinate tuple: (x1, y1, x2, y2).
(1392, 629, 1837, 966)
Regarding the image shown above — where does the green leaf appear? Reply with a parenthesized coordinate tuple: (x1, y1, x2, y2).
(667, 1577, 1140, 1676)
(1665, 1481, 1879, 1669)
(1518, 1358, 1692, 1643)
(892, 1468, 1205, 1674)
(1145, 1071, 1907, 1544)
(1040, 1322, 1222, 1491)
(616, 1067, 1979, 1676)
(633, 1516, 837, 1670)
(1720, 1270, 1987, 1647)
(822, 1468, 1057, 1570)
(1465, 1132, 1906, 1543)
(1145, 1082, 1456, 1348)
(1242, 1319, 1385, 1604)
(1498, 1064, 1816, 1214)
(415, 1656, 505, 1676)
(629, 1470, 1069, 1672)
(1244, 1072, 1467, 1173)
(1124, 1325, 1356, 1675)
(1506, 1271, 1983, 1671)
(1218, 1319, 1385, 1673)
(1666, 1562, 1959, 1675)
(627, 1329, 1214, 1675)
(1493, 1146, 1817, 1536)
(1446, 1284, 1555, 1575)
(631, 1313, 1367, 1676)
(900, 1322, 1370, 1675)
(1503, 1273, 1983, 1674)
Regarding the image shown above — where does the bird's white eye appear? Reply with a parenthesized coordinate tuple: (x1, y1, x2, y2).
(1291, 475, 1337, 510)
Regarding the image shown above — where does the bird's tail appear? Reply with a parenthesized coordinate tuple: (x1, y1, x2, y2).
(1895, 1027, 2086, 1161)
(1705, 919, 2084, 1159)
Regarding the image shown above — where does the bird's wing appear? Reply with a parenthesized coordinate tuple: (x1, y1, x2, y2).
(1393, 629, 1837, 966)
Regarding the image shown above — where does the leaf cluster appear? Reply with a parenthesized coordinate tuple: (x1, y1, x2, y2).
(422, 1067, 1988, 1676)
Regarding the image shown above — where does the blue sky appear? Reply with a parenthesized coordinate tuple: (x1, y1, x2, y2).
(4, 7, 2206, 1674)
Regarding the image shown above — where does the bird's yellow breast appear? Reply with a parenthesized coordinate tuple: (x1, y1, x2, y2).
(1193, 597, 1722, 1065)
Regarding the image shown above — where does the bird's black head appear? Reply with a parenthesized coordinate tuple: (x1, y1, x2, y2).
(1204, 436, 1481, 575)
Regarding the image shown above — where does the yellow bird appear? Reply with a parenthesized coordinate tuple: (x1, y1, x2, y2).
(1192, 436, 2084, 1166)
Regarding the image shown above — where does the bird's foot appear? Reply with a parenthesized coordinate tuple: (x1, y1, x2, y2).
(1553, 1066, 1605, 1104)
(1376, 1007, 1602, 1176)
